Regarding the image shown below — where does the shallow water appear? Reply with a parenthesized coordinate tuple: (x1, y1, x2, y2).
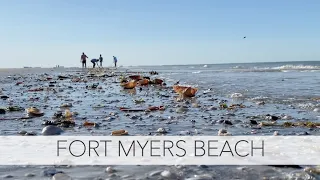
(0, 61, 319, 179)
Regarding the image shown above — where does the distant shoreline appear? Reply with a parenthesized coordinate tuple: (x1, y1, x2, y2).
(0, 60, 318, 69)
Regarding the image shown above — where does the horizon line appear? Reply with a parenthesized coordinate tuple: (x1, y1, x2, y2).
(0, 60, 319, 69)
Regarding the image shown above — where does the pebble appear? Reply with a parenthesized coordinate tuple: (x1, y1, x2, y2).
(176, 107, 188, 113)
(25, 173, 36, 177)
(226, 113, 235, 116)
(105, 167, 115, 173)
(3, 175, 13, 178)
(149, 170, 162, 177)
(222, 120, 233, 125)
(282, 115, 293, 120)
(131, 115, 139, 120)
(206, 106, 216, 111)
(297, 132, 309, 136)
(161, 170, 175, 178)
(26, 131, 37, 136)
(249, 120, 258, 125)
(109, 112, 117, 116)
(266, 115, 279, 121)
(0, 108, 6, 114)
(52, 173, 72, 180)
(42, 125, 64, 135)
(157, 128, 167, 133)
(218, 129, 231, 136)
(18, 130, 27, 135)
(256, 101, 265, 105)
(104, 117, 115, 121)
(179, 130, 191, 135)
(43, 168, 63, 176)
(192, 103, 200, 108)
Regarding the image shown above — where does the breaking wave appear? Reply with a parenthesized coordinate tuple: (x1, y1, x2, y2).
(271, 65, 320, 70)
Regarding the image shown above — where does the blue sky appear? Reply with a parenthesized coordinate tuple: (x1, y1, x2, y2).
(1, 0, 320, 68)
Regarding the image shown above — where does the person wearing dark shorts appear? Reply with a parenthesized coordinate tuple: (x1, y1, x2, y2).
(81, 52, 88, 68)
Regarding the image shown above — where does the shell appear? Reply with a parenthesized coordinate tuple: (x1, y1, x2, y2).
(111, 129, 129, 136)
(120, 80, 137, 89)
(138, 79, 149, 86)
(26, 107, 44, 116)
(173, 85, 198, 97)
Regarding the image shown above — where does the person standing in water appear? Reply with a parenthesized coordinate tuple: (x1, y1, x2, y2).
(81, 52, 88, 68)
(91, 58, 99, 68)
(113, 56, 118, 68)
(99, 54, 103, 67)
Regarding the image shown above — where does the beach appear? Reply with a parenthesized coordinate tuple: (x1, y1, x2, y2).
(0, 61, 319, 179)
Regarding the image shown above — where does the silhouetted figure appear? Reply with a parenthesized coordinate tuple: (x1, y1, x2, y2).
(99, 54, 103, 67)
(113, 56, 118, 68)
(91, 59, 99, 68)
(81, 52, 88, 68)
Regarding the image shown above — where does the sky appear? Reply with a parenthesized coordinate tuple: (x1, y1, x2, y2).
(1, 0, 320, 68)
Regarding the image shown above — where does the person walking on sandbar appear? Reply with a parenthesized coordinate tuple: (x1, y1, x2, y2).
(113, 56, 118, 68)
(81, 52, 88, 68)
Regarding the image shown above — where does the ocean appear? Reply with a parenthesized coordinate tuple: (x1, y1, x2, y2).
(129, 61, 320, 109)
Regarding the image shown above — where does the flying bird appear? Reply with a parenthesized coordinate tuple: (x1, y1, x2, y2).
(243, 36, 246, 39)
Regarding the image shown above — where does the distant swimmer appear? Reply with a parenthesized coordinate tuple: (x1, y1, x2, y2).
(91, 59, 99, 68)
(113, 56, 118, 68)
(81, 52, 88, 68)
(99, 54, 103, 67)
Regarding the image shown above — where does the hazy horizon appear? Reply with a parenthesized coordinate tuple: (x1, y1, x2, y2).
(1, 0, 320, 68)
(0, 60, 318, 69)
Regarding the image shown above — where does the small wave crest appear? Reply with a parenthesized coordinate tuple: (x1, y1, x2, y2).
(297, 103, 320, 110)
(250, 96, 270, 101)
(232, 66, 245, 69)
(228, 64, 320, 73)
(270, 65, 320, 71)
(230, 93, 245, 98)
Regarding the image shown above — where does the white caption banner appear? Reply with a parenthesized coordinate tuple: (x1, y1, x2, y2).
(0, 136, 319, 165)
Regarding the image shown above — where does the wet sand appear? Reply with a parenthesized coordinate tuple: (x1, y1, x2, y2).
(0, 67, 319, 180)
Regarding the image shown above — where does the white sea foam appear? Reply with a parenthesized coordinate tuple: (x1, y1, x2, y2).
(231, 93, 244, 98)
(230, 64, 320, 73)
(272, 65, 320, 70)
(297, 103, 317, 109)
(250, 96, 270, 101)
